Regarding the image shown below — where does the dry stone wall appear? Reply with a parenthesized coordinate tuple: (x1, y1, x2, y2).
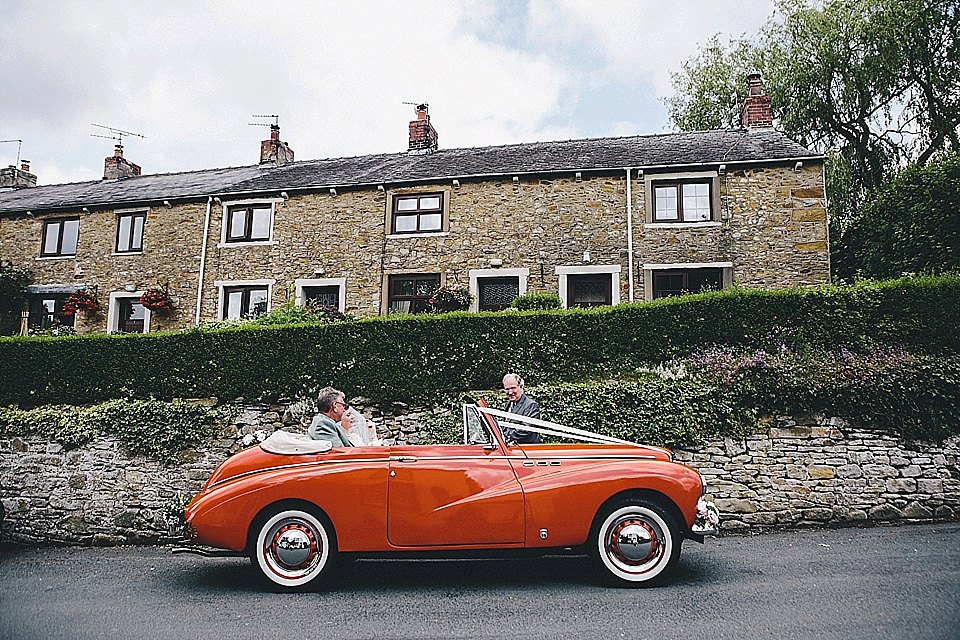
(4, 403, 953, 545)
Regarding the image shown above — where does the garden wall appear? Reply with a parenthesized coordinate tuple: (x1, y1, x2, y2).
(0, 401, 957, 545)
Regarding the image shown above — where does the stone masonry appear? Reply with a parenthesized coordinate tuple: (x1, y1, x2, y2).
(0, 403, 956, 545)
(0, 163, 828, 332)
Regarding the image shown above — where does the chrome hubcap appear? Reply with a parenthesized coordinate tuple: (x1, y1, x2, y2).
(272, 524, 316, 569)
(610, 519, 657, 565)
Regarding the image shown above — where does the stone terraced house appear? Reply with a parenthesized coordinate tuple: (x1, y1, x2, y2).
(0, 76, 829, 334)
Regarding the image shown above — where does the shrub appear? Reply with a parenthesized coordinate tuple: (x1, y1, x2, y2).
(429, 286, 472, 312)
(0, 399, 229, 463)
(421, 347, 960, 446)
(0, 261, 30, 336)
(835, 151, 960, 280)
(684, 345, 960, 442)
(512, 292, 562, 311)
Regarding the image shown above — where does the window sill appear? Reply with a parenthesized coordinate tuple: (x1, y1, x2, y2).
(386, 232, 449, 239)
(216, 240, 278, 248)
(111, 251, 144, 256)
(36, 255, 76, 261)
(644, 222, 722, 229)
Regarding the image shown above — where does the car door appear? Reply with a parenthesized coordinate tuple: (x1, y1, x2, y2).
(386, 407, 525, 547)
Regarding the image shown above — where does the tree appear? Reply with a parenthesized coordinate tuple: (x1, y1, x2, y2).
(666, 0, 960, 234)
(0, 261, 31, 335)
(834, 151, 960, 279)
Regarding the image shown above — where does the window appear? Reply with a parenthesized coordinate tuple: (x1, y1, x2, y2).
(477, 277, 520, 311)
(652, 180, 712, 222)
(223, 285, 270, 319)
(391, 193, 443, 234)
(387, 274, 439, 314)
(652, 268, 724, 299)
(567, 273, 612, 308)
(27, 294, 74, 330)
(115, 211, 146, 253)
(295, 278, 346, 313)
(116, 298, 147, 333)
(555, 265, 621, 309)
(225, 203, 272, 242)
(302, 285, 339, 309)
(40, 217, 79, 257)
(107, 292, 151, 334)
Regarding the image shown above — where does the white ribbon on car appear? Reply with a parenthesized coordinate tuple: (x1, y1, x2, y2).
(475, 405, 663, 452)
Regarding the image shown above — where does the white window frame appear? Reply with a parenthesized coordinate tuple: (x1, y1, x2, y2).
(107, 291, 152, 334)
(468, 268, 529, 312)
(214, 279, 275, 319)
(113, 208, 148, 255)
(555, 265, 621, 309)
(217, 198, 280, 247)
(642, 261, 734, 301)
(294, 278, 346, 313)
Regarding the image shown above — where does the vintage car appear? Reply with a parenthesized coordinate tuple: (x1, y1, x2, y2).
(177, 402, 716, 589)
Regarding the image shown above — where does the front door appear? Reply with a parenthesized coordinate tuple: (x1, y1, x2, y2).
(387, 443, 525, 547)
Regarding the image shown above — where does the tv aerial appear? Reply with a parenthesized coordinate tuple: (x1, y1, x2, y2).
(249, 114, 280, 129)
(0, 139, 23, 165)
(91, 123, 145, 150)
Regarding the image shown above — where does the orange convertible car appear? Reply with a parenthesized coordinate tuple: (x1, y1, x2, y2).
(178, 403, 716, 589)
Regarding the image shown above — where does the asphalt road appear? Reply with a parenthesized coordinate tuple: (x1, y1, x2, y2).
(1, 522, 958, 640)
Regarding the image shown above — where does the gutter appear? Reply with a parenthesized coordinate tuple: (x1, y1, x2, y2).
(195, 196, 213, 326)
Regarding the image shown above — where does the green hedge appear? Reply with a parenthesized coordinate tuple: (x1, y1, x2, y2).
(1, 276, 959, 407)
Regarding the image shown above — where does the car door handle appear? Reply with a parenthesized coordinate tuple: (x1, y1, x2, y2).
(390, 456, 418, 463)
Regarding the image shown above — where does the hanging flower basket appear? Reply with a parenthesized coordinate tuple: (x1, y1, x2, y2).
(140, 286, 173, 313)
(62, 289, 100, 316)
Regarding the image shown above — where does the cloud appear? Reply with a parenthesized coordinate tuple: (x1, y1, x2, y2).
(0, 0, 774, 185)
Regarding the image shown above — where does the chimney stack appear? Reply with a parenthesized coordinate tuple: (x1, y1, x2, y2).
(260, 124, 295, 166)
(103, 144, 141, 180)
(0, 159, 37, 189)
(741, 73, 773, 128)
(408, 103, 438, 154)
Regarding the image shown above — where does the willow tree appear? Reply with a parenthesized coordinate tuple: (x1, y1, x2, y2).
(666, 0, 960, 242)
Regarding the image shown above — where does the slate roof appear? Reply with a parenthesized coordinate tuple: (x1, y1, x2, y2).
(0, 128, 819, 215)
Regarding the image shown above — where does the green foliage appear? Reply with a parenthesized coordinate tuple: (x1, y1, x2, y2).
(203, 300, 349, 329)
(0, 276, 958, 408)
(835, 151, 960, 280)
(512, 292, 562, 311)
(429, 286, 472, 312)
(0, 261, 31, 336)
(685, 345, 960, 443)
(666, 0, 960, 235)
(0, 399, 228, 463)
(423, 346, 960, 446)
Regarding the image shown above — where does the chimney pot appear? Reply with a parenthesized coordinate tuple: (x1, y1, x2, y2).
(104, 144, 141, 180)
(260, 124, 295, 165)
(408, 103, 438, 154)
(741, 73, 773, 128)
(0, 162, 37, 189)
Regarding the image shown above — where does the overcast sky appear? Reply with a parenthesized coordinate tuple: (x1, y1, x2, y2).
(0, 0, 774, 186)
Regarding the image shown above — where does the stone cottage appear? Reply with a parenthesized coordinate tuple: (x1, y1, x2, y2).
(0, 75, 828, 334)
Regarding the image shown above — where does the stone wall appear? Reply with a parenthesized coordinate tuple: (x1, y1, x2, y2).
(674, 417, 960, 529)
(0, 162, 829, 333)
(6, 404, 949, 546)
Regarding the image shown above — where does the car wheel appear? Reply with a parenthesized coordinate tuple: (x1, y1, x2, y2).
(251, 506, 336, 590)
(592, 498, 681, 585)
